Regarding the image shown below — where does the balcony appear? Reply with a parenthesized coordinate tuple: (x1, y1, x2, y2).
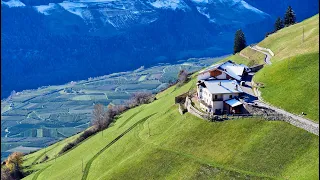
(212, 98, 223, 101)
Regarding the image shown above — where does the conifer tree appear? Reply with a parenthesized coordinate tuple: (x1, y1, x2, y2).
(233, 29, 246, 54)
(274, 17, 284, 31)
(284, 6, 296, 26)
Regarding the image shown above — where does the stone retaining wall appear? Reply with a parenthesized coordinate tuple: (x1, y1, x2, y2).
(184, 96, 209, 120)
(177, 95, 319, 135)
(178, 103, 187, 115)
(245, 102, 319, 135)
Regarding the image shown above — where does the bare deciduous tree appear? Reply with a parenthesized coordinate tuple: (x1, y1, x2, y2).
(177, 69, 188, 86)
(131, 92, 154, 105)
(92, 104, 107, 131)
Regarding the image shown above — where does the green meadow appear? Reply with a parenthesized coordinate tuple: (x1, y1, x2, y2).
(22, 76, 319, 180)
(220, 14, 319, 122)
(254, 14, 319, 122)
(19, 13, 319, 180)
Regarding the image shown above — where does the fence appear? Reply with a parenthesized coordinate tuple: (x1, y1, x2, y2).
(177, 94, 318, 135)
(181, 96, 290, 122)
(222, 113, 287, 120)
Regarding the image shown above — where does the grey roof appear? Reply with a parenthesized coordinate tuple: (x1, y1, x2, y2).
(202, 79, 243, 94)
(225, 98, 243, 107)
(198, 60, 244, 81)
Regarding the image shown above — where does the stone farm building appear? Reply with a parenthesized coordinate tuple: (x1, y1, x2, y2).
(196, 60, 249, 114)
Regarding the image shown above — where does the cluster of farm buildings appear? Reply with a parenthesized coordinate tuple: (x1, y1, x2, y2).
(196, 60, 251, 115)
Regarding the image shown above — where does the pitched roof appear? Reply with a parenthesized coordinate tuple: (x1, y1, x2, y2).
(199, 60, 244, 81)
(239, 64, 250, 71)
(202, 79, 243, 94)
(225, 98, 243, 107)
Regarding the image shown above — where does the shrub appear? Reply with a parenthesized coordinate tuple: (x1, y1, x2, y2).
(59, 128, 99, 155)
(75, 128, 98, 144)
(1, 167, 13, 180)
(40, 155, 49, 163)
(130, 92, 154, 106)
(59, 142, 76, 155)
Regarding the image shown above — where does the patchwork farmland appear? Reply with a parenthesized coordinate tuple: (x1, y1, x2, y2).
(1, 56, 224, 160)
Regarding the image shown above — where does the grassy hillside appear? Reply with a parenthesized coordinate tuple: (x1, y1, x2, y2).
(254, 14, 319, 122)
(258, 14, 319, 62)
(224, 47, 266, 66)
(21, 75, 319, 180)
(254, 53, 319, 121)
(19, 14, 319, 180)
(222, 14, 318, 66)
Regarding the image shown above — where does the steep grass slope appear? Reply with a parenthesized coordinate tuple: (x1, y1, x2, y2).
(224, 47, 266, 66)
(22, 76, 319, 180)
(254, 14, 319, 122)
(258, 14, 319, 62)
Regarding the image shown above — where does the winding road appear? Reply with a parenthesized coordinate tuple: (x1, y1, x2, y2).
(248, 45, 319, 135)
(249, 45, 273, 65)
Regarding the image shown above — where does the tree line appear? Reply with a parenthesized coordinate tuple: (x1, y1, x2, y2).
(267, 6, 296, 37)
(233, 6, 297, 54)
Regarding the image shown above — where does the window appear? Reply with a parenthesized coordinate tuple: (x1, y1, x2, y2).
(215, 95, 218, 99)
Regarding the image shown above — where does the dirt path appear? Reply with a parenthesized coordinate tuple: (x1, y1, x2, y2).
(249, 45, 273, 65)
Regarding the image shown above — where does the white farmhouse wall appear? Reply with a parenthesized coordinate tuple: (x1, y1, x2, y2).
(202, 88, 212, 105)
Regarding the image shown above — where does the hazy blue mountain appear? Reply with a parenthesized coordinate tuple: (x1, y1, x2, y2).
(1, 0, 318, 98)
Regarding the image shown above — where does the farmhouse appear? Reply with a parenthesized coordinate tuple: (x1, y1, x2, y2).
(196, 60, 246, 114)
(197, 60, 249, 81)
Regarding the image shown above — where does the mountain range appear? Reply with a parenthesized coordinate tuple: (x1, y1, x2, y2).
(1, 0, 319, 98)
